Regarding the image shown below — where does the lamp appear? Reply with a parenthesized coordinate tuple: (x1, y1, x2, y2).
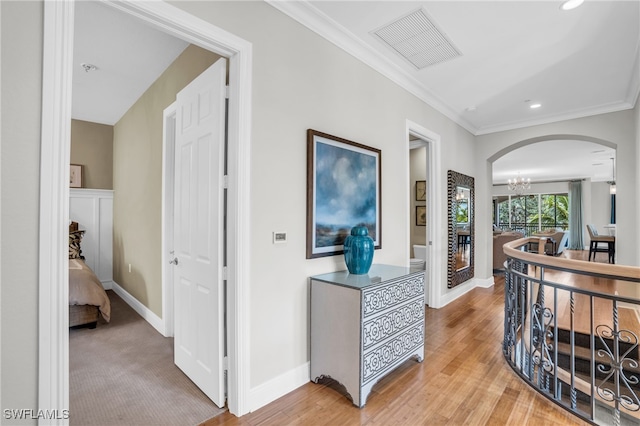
(607, 157, 616, 194)
(507, 174, 531, 196)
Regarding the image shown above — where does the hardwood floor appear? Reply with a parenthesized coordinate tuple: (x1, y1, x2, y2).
(202, 261, 592, 426)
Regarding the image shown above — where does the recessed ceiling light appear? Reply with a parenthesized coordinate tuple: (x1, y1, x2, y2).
(560, 0, 584, 11)
(530, 103, 542, 109)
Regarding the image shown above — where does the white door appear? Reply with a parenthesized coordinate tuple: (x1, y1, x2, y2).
(173, 58, 226, 407)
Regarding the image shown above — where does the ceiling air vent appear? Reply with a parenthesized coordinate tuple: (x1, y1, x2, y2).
(372, 8, 461, 70)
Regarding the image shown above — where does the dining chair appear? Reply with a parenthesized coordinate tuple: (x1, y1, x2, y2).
(586, 224, 615, 263)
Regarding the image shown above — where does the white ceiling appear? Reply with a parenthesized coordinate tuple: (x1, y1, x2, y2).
(72, 1, 639, 184)
(492, 140, 616, 184)
(72, 1, 188, 125)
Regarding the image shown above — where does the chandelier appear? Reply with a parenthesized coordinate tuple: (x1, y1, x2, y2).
(508, 175, 531, 195)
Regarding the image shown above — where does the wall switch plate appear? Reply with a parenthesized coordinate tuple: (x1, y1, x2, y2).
(273, 232, 287, 244)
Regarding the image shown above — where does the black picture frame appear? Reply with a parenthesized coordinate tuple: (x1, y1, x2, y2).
(306, 129, 382, 259)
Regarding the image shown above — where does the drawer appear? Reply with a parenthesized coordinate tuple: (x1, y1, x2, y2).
(361, 273, 424, 318)
(362, 297, 424, 351)
(361, 322, 424, 384)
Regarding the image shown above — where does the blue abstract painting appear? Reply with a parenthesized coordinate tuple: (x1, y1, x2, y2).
(307, 131, 380, 258)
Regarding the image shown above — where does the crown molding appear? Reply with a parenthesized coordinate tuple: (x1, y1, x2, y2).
(625, 42, 640, 106)
(265, 0, 477, 135)
(475, 100, 636, 136)
(266, 0, 639, 137)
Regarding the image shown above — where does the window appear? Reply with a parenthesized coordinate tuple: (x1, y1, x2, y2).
(496, 193, 568, 236)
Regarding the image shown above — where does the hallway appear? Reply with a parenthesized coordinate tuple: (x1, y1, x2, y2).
(203, 275, 587, 425)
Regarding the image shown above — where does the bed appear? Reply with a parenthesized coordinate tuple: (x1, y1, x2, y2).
(69, 223, 111, 328)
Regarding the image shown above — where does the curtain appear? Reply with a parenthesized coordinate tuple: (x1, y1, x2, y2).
(568, 180, 584, 250)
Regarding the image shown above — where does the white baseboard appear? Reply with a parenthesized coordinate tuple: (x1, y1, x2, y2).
(101, 280, 114, 290)
(438, 276, 494, 307)
(475, 276, 495, 288)
(248, 362, 310, 413)
(111, 281, 166, 336)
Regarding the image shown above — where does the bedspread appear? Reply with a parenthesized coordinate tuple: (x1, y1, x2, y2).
(69, 259, 111, 322)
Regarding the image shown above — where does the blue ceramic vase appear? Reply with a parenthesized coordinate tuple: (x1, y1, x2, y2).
(343, 226, 374, 275)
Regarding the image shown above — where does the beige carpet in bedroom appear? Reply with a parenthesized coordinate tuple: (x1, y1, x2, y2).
(69, 290, 226, 426)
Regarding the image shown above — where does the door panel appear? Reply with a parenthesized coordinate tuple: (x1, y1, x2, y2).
(173, 58, 226, 408)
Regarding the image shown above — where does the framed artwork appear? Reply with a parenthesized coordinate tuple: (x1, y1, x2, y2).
(416, 180, 426, 201)
(416, 206, 426, 226)
(306, 129, 381, 259)
(70, 164, 83, 188)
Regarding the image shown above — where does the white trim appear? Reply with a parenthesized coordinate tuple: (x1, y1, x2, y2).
(266, 0, 636, 137)
(39, 0, 253, 418)
(438, 278, 493, 308)
(267, 0, 476, 136)
(474, 276, 495, 289)
(406, 120, 443, 309)
(247, 362, 310, 413)
(162, 103, 177, 338)
(111, 281, 165, 336)
(39, 2, 75, 423)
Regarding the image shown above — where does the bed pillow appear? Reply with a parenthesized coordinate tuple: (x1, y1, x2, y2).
(69, 230, 85, 259)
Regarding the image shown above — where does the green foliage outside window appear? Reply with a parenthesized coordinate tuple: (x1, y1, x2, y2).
(456, 200, 468, 224)
(496, 193, 569, 234)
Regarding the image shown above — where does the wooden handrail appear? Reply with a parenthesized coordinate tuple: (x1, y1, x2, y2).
(503, 237, 640, 281)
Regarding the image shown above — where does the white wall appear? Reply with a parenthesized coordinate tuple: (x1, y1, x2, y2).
(590, 181, 614, 233)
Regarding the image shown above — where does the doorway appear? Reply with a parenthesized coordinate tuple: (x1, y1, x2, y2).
(406, 120, 443, 308)
(39, 0, 253, 417)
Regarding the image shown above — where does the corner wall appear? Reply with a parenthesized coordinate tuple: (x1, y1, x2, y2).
(113, 44, 221, 316)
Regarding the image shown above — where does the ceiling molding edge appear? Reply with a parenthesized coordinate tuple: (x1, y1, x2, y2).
(266, 0, 639, 138)
(265, 0, 477, 135)
(475, 101, 636, 136)
(625, 43, 640, 106)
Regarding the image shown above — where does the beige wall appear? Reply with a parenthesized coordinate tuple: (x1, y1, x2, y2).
(112, 44, 221, 316)
(70, 119, 113, 189)
(410, 147, 427, 252)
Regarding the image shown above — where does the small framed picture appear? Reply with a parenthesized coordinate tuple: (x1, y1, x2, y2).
(416, 206, 426, 226)
(416, 180, 426, 201)
(70, 164, 83, 188)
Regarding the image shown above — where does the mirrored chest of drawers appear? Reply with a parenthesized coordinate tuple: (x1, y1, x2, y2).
(310, 264, 425, 407)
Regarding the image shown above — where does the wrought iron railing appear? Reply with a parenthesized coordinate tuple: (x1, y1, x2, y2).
(502, 238, 640, 426)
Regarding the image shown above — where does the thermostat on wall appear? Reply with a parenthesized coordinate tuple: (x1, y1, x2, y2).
(273, 231, 287, 244)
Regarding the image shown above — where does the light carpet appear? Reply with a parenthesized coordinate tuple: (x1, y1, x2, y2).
(70, 290, 226, 425)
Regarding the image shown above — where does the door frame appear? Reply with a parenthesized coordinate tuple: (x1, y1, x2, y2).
(162, 103, 177, 338)
(38, 0, 253, 420)
(406, 120, 443, 308)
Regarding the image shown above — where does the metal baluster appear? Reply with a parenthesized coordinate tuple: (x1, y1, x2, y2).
(570, 291, 577, 410)
(613, 301, 621, 426)
(590, 295, 596, 422)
